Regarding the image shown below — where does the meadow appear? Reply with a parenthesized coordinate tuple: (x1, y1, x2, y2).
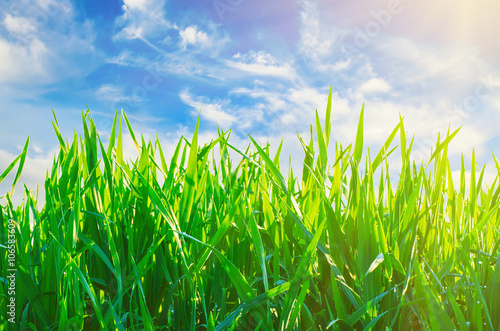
(1, 87, 499, 330)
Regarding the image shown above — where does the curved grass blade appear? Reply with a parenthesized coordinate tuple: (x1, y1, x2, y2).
(372, 121, 401, 171)
(248, 134, 287, 193)
(0, 150, 23, 185)
(346, 290, 388, 326)
(121, 110, 141, 153)
(176, 230, 254, 302)
(215, 281, 293, 331)
(0, 136, 30, 195)
(425, 126, 461, 168)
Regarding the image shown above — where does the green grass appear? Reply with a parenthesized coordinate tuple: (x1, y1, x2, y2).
(1, 87, 499, 330)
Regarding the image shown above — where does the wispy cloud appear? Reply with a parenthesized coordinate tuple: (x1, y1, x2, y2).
(35, 0, 73, 17)
(226, 51, 296, 80)
(297, 0, 352, 75)
(180, 90, 239, 129)
(95, 84, 136, 103)
(229, 83, 347, 136)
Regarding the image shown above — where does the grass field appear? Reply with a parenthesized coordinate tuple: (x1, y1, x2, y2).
(1, 87, 499, 330)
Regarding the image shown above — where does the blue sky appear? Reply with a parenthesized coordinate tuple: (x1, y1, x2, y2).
(1, 0, 500, 203)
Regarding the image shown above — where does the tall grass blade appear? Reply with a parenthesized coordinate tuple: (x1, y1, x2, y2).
(353, 104, 364, 163)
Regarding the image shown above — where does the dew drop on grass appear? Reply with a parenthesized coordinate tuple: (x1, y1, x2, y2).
(478, 261, 483, 265)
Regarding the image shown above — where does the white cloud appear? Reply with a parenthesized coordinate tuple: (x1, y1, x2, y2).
(2, 0, 499, 209)
(298, 1, 334, 58)
(374, 38, 481, 89)
(451, 161, 499, 197)
(180, 26, 211, 50)
(107, 50, 148, 67)
(230, 87, 287, 112)
(180, 90, 237, 128)
(330, 59, 352, 71)
(0, 37, 51, 83)
(0, 2, 99, 87)
(280, 113, 297, 125)
(35, 0, 73, 16)
(107, 48, 226, 81)
(289, 87, 327, 113)
(95, 84, 135, 102)
(226, 51, 296, 80)
(229, 83, 354, 140)
(297, 0, 352, 74)
(293, 0, 500, 174)
(176, 24, 229, 55)
(123, 0, 148, 11)
(3, 14, 36, 37)
(0, 2, 100, 204)
(114, 0, 171, 40)
(359, 78, 391, 95)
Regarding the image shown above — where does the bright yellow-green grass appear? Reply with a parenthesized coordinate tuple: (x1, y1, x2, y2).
(1, 86, 499, 330)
